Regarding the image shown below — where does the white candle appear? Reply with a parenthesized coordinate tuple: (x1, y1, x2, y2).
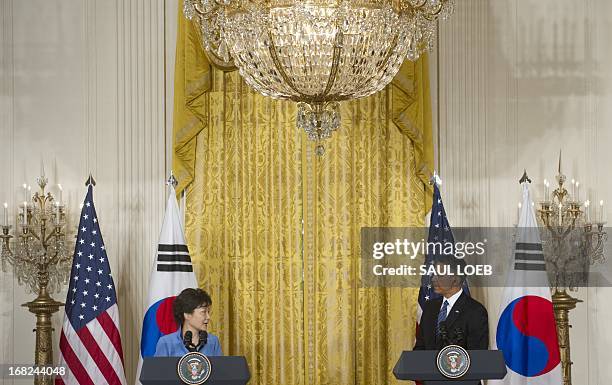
(55, 202, 60, 225)
(517, 202, 522, 223)
(58, 184, 63, 203)
(22, 201, 28, 225)
(23, 183, 27, 203)
(2, 202, 7, 227)
(544, 179, 549, 201)
(558, 203, 563, 226)
(585, 200, 591, 223)
(575, 181, 580, 202)
(599, 200, 604, 223)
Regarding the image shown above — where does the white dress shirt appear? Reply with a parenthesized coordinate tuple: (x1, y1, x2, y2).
(440, 288, 463, 318)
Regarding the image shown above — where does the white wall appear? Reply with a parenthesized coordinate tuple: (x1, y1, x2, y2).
(0, 0, 178, 383)
(434, 1, 612, 384)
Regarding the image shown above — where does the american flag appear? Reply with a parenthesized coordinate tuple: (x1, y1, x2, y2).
(56, 185, 127, 385)
(417, 182, 469, 323)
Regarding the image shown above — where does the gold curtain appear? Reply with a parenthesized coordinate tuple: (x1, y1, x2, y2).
(302, 91, 429, 385)
(173, 3, 434, 384)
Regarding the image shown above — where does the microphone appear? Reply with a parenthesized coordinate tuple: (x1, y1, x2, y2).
(183, 331, 197, 352)
(198, 331, 208, 348)
(453, 327, 465, 347)
(437, 321, 449, 347)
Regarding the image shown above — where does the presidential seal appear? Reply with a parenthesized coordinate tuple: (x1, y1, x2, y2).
(177, 352, 212, 385)
(436, 345, 470, 379)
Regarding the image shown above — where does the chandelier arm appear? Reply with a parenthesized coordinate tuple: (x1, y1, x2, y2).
(431, 2, 445, 16)
(322, 32, 344, 96)
(43, 230, 58, 246)
(545, 223, 559, 237)
(422, 4, 445, 20)
(266, 31, 307, 99)
(27, 230, 41, 242)
(192, 3, 206, 16)
(188, 4, 236, 70)
(17, 256, 38, 268)
(410, 0, 429, 9)
(561, 226, 573, 238)
(200, 22, 237, 70)
(46, 247, 60, 266)
(416, 2, 446, 23)
(19, 229, 40, 243)
(204, 49, 237, 71)
(410, 0, 448, 22)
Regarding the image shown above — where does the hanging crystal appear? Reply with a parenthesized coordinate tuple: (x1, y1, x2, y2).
(185, 0, 455, 152)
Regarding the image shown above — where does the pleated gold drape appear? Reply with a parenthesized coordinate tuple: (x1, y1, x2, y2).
(172, 3, 434, 384)
(300, 92, 430, 385)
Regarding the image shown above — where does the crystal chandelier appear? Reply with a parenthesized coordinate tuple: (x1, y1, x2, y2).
(184, 0, 454, 154)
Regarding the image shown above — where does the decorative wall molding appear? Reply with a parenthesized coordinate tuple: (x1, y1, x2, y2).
(115, 0, 168, 380)
(0, 1, 16, 383)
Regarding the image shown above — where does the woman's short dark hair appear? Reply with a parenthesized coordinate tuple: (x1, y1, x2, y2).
(173, 288, 212, 326)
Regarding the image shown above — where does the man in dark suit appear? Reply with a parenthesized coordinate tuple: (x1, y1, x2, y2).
(414, 255, 489, 351)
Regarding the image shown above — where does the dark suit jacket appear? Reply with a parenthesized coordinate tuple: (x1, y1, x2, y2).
(414, 291, 489, 351)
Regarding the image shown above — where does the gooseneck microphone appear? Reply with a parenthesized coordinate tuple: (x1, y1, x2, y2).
(437, 323, 468, 348)
(183, 331, 198, 352)
(183, 330, 208, 352)
(453, 327, 465, 347)
(437, 321, 449, 347)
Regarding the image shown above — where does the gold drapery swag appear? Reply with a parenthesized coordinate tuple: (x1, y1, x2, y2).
(172, 3, 434, 384)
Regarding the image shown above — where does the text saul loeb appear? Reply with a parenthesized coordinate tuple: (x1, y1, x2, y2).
(372, 263, 493, 276)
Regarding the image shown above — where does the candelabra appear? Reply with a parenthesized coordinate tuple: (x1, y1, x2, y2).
(0, 172, 72, 385)
(536, 155, 607, 385)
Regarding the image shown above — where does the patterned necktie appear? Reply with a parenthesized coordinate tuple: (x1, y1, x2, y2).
(436, 300, 449, 335)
